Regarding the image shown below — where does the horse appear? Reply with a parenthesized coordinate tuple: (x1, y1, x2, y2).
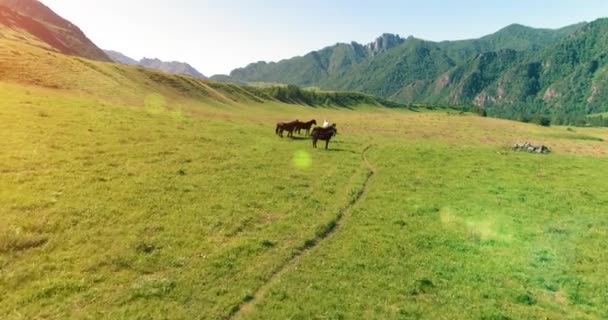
(311, 124, 338, 149)
(295, 119, 317, 135)
(276, 120, 301, 138)
(311, 124, 337, 136)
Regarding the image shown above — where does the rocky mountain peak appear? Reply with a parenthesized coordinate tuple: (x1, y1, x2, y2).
(367, 33, 405, 55)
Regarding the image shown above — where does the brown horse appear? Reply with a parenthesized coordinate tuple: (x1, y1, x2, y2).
(276, 120, 301, 138)
(311, 124, 338, 149)
(295, 119, 317, 135)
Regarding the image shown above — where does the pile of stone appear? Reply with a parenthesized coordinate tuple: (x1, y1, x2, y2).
(512, 142, 551, 154)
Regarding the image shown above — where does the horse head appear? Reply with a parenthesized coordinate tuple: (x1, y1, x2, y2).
(312, 119, 317, 125)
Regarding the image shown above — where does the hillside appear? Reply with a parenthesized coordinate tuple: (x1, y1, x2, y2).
(476, 19, 608, 122)
(0, 2, 400, 110)
(223, 21, 608, 123)
(225, 24, 584, 87)
(0, 0, 110, 61)
(220, 34, 405, 86)
(0, 35, 403, 111)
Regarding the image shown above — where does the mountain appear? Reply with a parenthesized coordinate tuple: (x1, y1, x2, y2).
(393, 19, 608, 123)
(392, 49, 523, 104)
(471, 19, 608, 122)
(104, 50, 138, 65)
(0, 0, 110, 62)
(225, 21, 608, 122)
(139, 58, 206, 79)
(104, 50, 206, 79)
(226, 24, 583, 90)
(1, 0, 393, 110)
(226, 34, 405, 87)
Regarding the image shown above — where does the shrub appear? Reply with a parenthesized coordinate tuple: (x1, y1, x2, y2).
(531, 115, 551, 127)
(470, 106, 487, 117)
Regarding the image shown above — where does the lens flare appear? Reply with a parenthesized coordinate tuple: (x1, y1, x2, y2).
(292, 150, 312, 169)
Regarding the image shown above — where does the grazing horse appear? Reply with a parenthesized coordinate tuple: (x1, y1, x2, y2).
(296, 119, 317, 135)
(311, 124, 338, 149)
(276, 120, 301, 138)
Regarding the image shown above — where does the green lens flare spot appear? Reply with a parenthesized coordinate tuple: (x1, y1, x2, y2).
(292, 150, 312, 169)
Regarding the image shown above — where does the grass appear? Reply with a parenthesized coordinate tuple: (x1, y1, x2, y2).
(246, 142, 608, 319)
(547, 132, 605, 142)
(2, 36, 608, 319)
(0, 83, 374, 318)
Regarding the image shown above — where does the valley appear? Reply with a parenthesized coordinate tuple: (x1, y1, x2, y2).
(1, 1, 608, 319)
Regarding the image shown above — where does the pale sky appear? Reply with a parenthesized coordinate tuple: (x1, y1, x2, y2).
(42, 0, 608, 76)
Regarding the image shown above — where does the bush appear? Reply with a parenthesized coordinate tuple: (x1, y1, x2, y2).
(531, 115, 551, 127)
(470, 106, 487, 117)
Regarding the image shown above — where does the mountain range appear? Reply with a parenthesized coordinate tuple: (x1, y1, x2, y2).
(0, 1, 396, 111)
(104, 50, 207, 79)
(1, 0, 607, 123)
(216, 20, 608, 123)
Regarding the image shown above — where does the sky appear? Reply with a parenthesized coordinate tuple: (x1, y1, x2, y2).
(42, 0, 608, 76)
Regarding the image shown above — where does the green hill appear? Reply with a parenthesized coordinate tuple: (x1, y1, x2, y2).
(490, 19, 608, 120)
(224, 21, 608, 124)
(0, 1, 400, 111)
(0, 34, 402, 111)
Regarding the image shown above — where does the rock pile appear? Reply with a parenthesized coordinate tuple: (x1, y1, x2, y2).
(512, 142, 551, 154)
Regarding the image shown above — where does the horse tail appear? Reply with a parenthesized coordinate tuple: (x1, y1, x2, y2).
(276, 123, 280, 135)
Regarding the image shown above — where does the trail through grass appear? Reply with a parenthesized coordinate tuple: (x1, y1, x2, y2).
(232, 145, 376, 319)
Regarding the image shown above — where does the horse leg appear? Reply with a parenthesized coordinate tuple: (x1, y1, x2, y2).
(325, 139, 329, 149)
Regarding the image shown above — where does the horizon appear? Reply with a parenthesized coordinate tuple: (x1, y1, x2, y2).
(41, 0, 608, 76)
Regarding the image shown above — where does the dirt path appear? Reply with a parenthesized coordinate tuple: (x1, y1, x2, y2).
(228, 145, 376, 319)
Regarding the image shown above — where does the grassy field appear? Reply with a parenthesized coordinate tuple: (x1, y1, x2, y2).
(2, 37, 608, 319)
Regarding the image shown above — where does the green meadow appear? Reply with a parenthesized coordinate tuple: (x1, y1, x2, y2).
(1, 38, 608, 320)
